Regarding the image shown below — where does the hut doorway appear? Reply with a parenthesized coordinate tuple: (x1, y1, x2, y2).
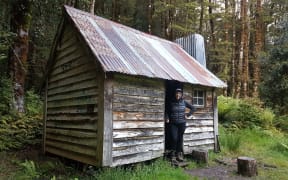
(164, 80, 183, 152)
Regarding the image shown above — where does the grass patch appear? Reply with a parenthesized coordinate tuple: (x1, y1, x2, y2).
(94, 159, 192, 180)
(211, 127, 288, 179)
(219, 128, 241, 153)
(1, 156, 193, 180)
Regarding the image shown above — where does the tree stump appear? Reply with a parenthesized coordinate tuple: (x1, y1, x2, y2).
(191, 149, 208, 164)
(237, 157, 258, 177)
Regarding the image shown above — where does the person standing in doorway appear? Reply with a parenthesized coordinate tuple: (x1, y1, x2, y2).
(165, 88, 195, 164)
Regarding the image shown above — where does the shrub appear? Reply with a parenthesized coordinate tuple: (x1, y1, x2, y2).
(218, 96, 275, 129)
(259, 108, 275, 128)
(0, 77, 12, 115)
(217, 96, 239, 124)
(0, 86, 43, 151)
(274, 115, 288, 132)
(0, 115, 42, 151)
(25, 90, 43, 116)
(18, 160, 40, 179)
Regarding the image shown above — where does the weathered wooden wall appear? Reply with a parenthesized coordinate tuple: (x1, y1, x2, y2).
(182, 84, 215, 153)
(111, 75, 165, 166)
(44, 23, 99, 165)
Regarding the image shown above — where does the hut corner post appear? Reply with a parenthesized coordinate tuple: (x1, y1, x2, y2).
(213, 89, 219, 152)
(99, 77, 113, 167)
(42, 79, 48, 154)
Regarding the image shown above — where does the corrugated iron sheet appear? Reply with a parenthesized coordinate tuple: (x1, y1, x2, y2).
(64, 6, 227, 88)
(175, 34, 207, 67)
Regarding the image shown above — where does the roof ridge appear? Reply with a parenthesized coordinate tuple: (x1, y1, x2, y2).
(64, 5, 180, 46)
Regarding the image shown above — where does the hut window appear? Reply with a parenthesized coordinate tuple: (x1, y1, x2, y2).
(193, 90, 205, 106)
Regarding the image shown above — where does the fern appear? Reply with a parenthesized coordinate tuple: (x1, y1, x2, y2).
(19, 160, 40, 179)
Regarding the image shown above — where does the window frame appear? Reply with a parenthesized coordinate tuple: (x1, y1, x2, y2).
(192, 89, 205, 107)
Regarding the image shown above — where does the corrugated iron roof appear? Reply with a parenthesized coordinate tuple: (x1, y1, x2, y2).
(64, 6, 227, 88)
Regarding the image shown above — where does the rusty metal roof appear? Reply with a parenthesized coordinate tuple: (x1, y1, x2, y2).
(64, 6, 227, 88)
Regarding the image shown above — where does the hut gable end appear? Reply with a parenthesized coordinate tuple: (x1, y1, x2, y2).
(45, 22, 101, 166)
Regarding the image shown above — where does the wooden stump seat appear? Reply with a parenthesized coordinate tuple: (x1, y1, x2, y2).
(237, 156, 258, 177)
(191, 149, 208, 164)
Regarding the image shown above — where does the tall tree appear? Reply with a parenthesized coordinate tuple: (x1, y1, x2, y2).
(133, 0, 151, 33)
(94, 0, 105, 15)
(251, 0, 263, 97)
(9, 0, 32, 112)
(199, 0, 204, 34)
(260, 16, 288, 115)
(241, 0, 249, 98)
(90, 0, 96, 14)
(234, 0, 249, 98)
(229, 0, 237, 97)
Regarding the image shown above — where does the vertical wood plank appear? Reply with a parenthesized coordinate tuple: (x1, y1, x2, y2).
(213, 89, 218, 151)
(97, 73, 113, 167)
(103, 77, 113, 166)
(96, 73, 104, 167)
(43, 79, 48, 154)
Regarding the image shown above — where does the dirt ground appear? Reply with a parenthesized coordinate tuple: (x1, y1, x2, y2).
(185, 165, 251, 180)
(0, 145, 257, 179)
(0, 145, 42, 178)
(184, 157, 255, 180)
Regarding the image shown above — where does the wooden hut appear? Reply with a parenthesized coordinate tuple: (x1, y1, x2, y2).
(43, 6, 227, 167)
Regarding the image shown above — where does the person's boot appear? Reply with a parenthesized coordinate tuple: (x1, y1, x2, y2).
(170, 151, 178, 164)
(176, 152, 185, 162)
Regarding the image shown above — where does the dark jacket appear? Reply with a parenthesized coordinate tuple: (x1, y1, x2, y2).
(166, 98, 195, 124)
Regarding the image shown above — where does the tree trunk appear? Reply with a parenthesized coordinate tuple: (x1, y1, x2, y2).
(65, 0, 79, 8)
(199, 0, 204, 34)
(9, 0, 32, 113)
(209, 0, 216, 49)
(230, 0, 236, 97)
(166, 0, 174, 40)
(90, 0, 95, 14)
(242, 0, 249, 98)
(235, 0, 248, 98)
(148, 0, 153, 34)
(95, 0, 105, 15)
(223, 0, 229, 96)
(112, 0, 120, 22)
(252, 0, 262, 97)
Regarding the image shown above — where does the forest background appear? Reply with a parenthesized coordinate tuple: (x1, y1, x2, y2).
(0, 0, 287, 116)
(0, 0, 287, 179)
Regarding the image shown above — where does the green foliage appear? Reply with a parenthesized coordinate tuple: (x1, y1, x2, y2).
(0, 31, 15, 63)
(260, 16, 288, 115)
(213, 127, 288, 179)
(219, 126, 241, 152)
(218, 96, 274, 129)
(17, 160, 40, 179)
(0, 115, 42, 151)
(274, 115, 288, 133)
(272, 142, 288, 157)
(0, 77, 12, 115)
(25, 90, 43, 116)
(94, 159, 191, 180)
(0, 79, 43, 151)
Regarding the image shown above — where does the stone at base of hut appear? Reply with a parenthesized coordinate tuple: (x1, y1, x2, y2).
(237, 156, 258, 177)
(191, 149, 208, 164)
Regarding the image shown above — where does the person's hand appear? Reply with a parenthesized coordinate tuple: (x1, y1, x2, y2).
(165, 119, 170, 123)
